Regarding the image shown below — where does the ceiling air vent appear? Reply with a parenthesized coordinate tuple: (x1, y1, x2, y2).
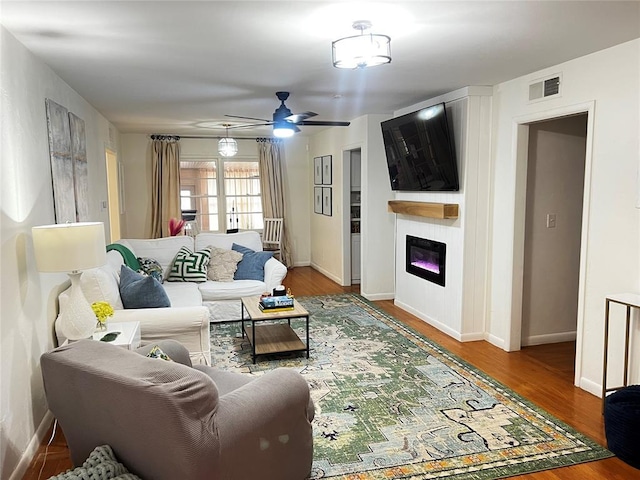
(529, 74, 561, 102)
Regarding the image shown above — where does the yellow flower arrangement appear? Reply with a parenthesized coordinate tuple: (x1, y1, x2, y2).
(91, 301, 114, 330)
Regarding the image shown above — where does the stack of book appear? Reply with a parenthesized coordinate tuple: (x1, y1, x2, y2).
(259, 295, 294, 312)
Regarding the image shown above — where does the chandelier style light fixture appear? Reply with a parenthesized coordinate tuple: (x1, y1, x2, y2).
(332, 20, 391, 69)
(218, 124, 238, 157)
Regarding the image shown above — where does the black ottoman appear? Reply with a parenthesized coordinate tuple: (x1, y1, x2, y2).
(605, 385, 640, 469)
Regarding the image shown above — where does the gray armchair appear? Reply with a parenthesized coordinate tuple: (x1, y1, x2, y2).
(41, 339, 315, 480)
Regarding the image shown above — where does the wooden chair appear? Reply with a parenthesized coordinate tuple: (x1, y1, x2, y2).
(262, 218, 283, 260)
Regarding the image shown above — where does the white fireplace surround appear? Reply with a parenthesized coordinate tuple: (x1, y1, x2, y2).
(392, 87, 493, 342)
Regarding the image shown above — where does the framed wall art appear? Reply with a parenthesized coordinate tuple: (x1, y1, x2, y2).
(314, 157, 323, 185)
(314, 187, 323, 214)
(322, 155, 332, 185)
(322, 187, 332, 216)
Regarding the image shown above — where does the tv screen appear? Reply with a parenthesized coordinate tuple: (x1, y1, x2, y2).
(381, 103, 459, 191)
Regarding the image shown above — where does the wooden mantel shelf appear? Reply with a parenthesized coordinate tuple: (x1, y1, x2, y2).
(388, 200, 459, 219)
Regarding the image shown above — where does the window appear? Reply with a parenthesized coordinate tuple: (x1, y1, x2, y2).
(180, 158, 263, 232)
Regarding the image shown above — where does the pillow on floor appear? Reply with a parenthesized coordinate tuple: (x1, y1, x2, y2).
(207, 246, 244, 282)
(119, 265, 171, 309)
(232, 243, 273, 281)
(167, 246, 211, 283)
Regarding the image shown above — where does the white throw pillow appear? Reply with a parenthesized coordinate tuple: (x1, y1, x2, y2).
(81, 267, 124, 310)
(207, 246, 243, 282)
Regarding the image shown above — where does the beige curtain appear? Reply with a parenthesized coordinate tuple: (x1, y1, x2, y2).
(150, 136, 181, 238)
(258, 139, 293, 267)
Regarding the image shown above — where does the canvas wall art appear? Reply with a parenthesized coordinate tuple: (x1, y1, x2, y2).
(45, 99, 88, 223)
(45, 99, 76, 223)
(69, 112, 89, 221)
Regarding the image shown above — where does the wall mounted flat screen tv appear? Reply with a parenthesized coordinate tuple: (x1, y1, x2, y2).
(381, 103, 459, 191)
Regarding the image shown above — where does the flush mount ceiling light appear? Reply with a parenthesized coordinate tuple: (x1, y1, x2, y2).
(332, 20, 391, 69)
(218, 124, 238, 157)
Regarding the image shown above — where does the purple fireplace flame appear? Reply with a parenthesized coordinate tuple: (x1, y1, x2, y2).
(406, 235, 446, 286)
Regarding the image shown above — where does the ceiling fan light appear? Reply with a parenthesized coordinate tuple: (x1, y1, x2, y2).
(332, 22, 391, 69)
(218, 137, 238, 157)
(273, 123, 296, 138)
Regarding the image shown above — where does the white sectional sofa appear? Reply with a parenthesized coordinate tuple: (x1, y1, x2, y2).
(55, 231, 288, 365)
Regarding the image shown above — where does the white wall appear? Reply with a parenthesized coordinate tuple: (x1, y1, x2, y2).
(488, 39, 640, 394)
(119, 135, 312, 265)
(1, 27, 117, 480)
(309, 115, 395, 299)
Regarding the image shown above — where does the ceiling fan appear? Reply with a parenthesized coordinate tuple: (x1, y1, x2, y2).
(225, 91, 350, 138)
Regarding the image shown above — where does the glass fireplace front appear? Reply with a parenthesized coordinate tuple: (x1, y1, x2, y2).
(406, 235, 446, 286)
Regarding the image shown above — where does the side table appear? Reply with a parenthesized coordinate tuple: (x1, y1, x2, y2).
(602, 293, 640, 413)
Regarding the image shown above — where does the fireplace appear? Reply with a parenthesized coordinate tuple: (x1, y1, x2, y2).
(406, 235, 446, 286)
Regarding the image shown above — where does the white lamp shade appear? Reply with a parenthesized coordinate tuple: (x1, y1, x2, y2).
(32, 222, 106, 273)
(332, 33, 391, 69)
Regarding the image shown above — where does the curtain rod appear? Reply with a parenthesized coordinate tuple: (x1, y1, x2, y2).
(150, 134, 280, 142)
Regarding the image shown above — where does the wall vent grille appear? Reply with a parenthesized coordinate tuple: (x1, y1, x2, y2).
(529, 74, 561, 102)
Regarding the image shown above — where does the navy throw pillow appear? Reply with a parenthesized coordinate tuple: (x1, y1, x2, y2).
(232, 243, 273, 281)
(119, 265, 171, 309)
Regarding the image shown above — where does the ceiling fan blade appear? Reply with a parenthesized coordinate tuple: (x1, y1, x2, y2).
(285, 111, 318, 123)
(298, 120, 351, 127)
(225, 114, 271, 122)
(227, 122, 274, 129)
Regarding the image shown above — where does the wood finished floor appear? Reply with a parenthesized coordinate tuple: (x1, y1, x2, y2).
(22, 267, 638, 479)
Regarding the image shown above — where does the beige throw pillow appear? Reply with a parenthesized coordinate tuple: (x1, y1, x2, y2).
(207, 246, 243, 282)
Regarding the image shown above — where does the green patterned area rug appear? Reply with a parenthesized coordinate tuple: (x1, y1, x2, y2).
(207, 294, 610, 479)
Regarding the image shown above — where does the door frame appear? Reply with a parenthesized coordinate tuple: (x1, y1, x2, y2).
(507, 101, 595, 388)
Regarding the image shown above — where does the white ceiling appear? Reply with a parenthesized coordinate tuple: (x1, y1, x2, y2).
(2, 1, 639, 137)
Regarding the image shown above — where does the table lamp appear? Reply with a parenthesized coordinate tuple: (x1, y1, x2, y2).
(32, 222, 107, 340)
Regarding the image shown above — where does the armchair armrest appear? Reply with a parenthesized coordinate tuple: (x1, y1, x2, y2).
(213, 368, 314, 480)
(112, 306, 211, 365)
(263, 257, 287, 293)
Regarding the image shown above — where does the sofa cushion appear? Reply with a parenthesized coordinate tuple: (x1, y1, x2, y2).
(232, 244, 273, 281)
(207, 246, 243, 282)
(167, 247, 211, 283)
(137, 257, 164, 283)
(117, 237, 194, 280)
(162, 282, 203, 307)
(120, 265, 171, 309)
(199, 280, 267, 301)
(195, 231, 262, 252)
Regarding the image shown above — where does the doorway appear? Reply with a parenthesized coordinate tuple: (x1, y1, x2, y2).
(105, 148, 121, 241)
(508, 101, 595, 388)
(520, 115, 588, 380)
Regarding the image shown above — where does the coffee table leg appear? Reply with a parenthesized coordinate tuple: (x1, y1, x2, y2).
(306, 314, 310, 359)
(252, 319, 257, 364)
(241, 301, 245, 338)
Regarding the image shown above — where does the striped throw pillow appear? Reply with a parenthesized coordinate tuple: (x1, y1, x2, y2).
(167, 246, 211, 283)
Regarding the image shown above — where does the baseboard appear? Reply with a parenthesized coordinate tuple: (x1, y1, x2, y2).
(460, 332, 485, 342)
(9, 411, 54, 480)
(521, 331, 577, 347)
(361, 292, 395, 301)
(292, 261, 311, 267)
(394, 300, 464, 342)
(579, 376, 602, 398)
(309, 263, 342, 285)
(485, 333, 506, 349)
